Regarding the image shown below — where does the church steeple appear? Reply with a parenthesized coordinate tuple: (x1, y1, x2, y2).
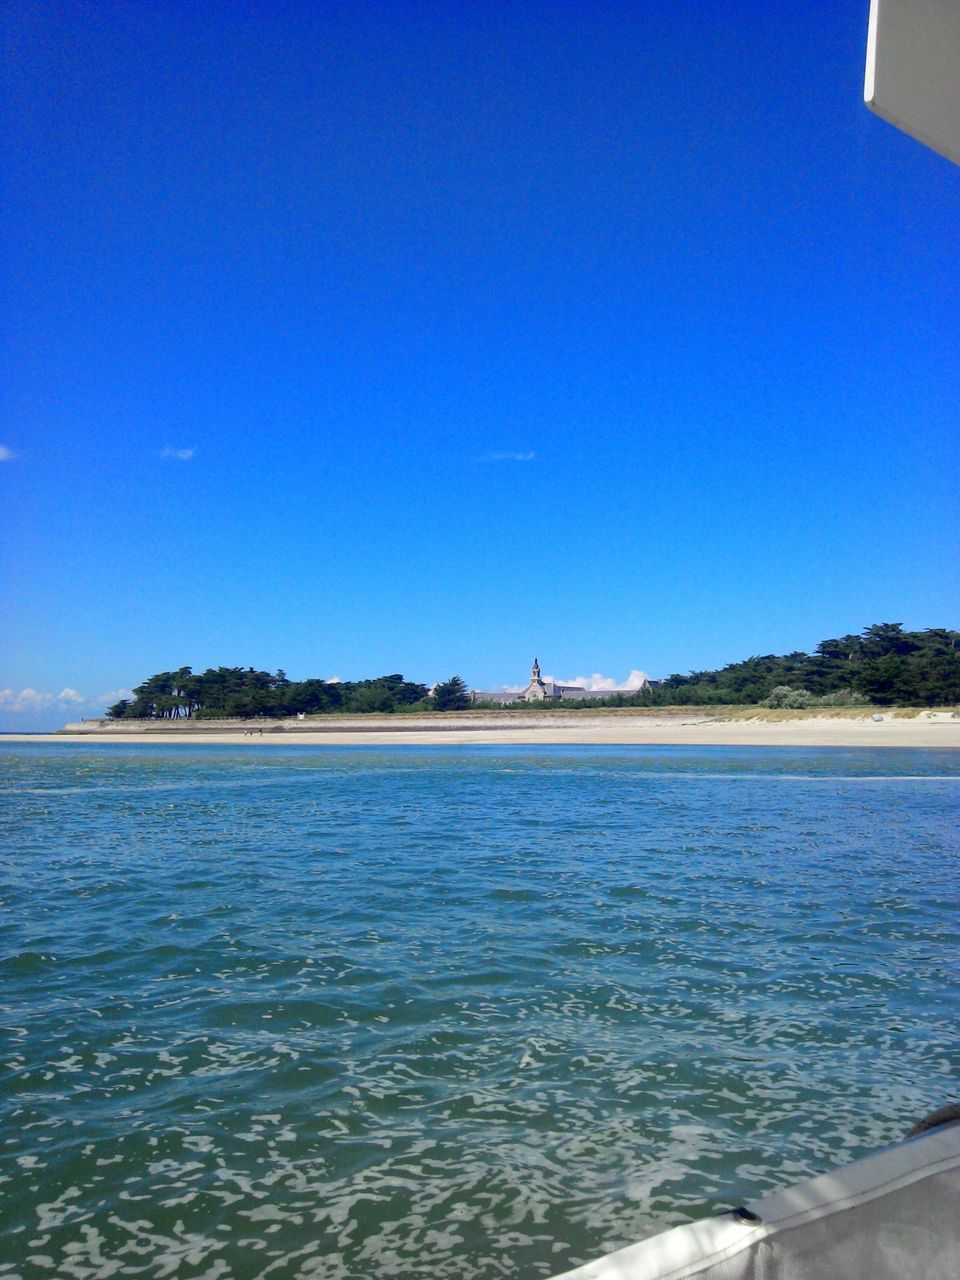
(531, 657, 542, 683)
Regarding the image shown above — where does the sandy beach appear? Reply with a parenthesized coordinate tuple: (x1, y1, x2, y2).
(6, 709, 959, 748)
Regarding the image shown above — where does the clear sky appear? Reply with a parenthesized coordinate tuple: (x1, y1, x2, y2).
(2, 1, 958, 729)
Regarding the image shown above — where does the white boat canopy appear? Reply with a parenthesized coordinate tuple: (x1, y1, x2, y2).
(864, 0, 960, 165)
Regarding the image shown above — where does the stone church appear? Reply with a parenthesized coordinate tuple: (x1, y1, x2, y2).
(472, 658, 645, 704)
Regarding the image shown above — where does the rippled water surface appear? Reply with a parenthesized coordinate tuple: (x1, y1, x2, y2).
(1, 744, 958, 1279)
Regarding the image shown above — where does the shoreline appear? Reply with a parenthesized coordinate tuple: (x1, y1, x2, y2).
(4, 708, 959, 748)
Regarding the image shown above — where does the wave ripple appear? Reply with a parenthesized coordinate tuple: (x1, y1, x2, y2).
(1, 744, 958, 1278)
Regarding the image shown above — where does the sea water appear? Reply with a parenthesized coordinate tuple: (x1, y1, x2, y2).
(1, 744, 957, 1280)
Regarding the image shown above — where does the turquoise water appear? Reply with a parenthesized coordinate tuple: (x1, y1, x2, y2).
(1, 744, 958, 1280)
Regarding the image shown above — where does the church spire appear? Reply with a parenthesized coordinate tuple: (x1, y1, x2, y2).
(531, 657, 542, 682)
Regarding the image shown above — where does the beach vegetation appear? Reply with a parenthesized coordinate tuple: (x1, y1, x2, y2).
(765, 686, 814, 709)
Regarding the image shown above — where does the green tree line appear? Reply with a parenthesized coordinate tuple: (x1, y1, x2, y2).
(611, 623, 959, 708)
(106, 669, 471, 719)
(105, 625, 959, 720)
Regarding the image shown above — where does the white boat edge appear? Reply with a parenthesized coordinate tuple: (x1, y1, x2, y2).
(547, 1117, 960, 1280)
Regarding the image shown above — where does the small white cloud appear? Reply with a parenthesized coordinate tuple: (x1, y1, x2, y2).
(554, 669, 650, 691)
(479, 450, 535, 463)
(96, 688, 134, 705)
(621, 669, 650, 690)
(0, 688, 55, 713)
(325, 676, 342, 684)
(0, 444, 18, 462)
(160, 446, 195, 461)
(0, 686, 130, 713)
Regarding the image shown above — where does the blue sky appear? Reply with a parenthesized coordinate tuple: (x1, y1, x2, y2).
(2, 1, 958, 729)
